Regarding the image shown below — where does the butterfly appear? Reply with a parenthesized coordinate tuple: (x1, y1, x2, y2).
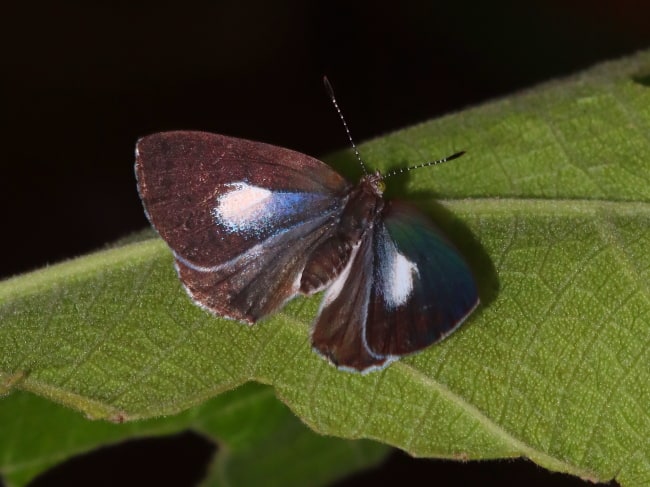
(135, 82, 479, 373)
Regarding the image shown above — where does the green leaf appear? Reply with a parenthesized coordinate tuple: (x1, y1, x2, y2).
(2, 50, 650, 486)
(0, 383, 388, 486)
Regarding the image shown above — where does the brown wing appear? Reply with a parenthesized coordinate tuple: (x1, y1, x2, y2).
(135, 131, 351, 322)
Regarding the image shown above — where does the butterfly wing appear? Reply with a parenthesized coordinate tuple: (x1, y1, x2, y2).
(311, 201, 479, 371)
(365, 201, 479, 356)
(135, 131, 351, 323)
(310, 231, 384, 371)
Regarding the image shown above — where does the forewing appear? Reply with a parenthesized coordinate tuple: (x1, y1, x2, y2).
(365, 201, 479, 357)
(136, 131, 350, 266)
(135, 131, 351, 322)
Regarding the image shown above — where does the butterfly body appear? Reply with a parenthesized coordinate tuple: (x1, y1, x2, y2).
(301, 174, 384, 293)
(136, 131, 478, 372)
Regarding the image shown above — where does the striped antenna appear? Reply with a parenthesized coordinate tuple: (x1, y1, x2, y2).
(323, 76, 368, 175)
(383, 150, 466, 179)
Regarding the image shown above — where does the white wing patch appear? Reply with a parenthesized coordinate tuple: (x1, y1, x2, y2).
(385, 251, 418, 307)
(213, 182, 273, 232)
(378, 227, 419, 308)
(213, 181, 331, 236)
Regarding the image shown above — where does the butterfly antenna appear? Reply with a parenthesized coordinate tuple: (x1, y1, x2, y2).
(323, 76, 368, 175)
(383, 150, 466, 179)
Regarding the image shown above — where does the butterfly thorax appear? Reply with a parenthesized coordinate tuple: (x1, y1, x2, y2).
(299, 173, 384, 294)
(361, 171, 385, 196)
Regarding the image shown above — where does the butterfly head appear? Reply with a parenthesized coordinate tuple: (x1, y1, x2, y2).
(361, 171, 386, 197)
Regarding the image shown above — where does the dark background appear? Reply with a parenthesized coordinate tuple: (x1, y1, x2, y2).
(2, 1, 649, 486)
